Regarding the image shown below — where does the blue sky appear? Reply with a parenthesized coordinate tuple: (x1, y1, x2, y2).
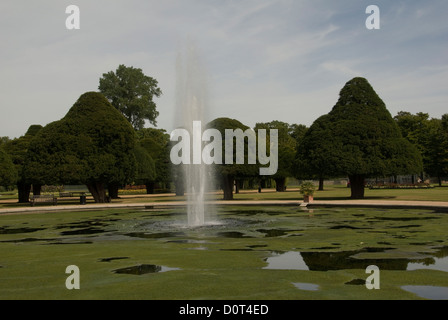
(1, 0, 447, 138)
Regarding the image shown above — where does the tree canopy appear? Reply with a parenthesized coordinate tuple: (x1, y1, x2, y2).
(0, 149, 17, 189)
(205, 117, 259, 200)
(133, 144, 156, 186)
(99, 64, 162, 130)
(394, 111, 448, 185)
(297, 77, 422, 199)
(23, 92, 137, 203)
(137, 127, 171, 191)
(254, 121, 299, 191)
(2, 125, 43, 202)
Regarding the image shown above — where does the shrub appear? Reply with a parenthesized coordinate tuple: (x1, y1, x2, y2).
(299, 182, 316, 196)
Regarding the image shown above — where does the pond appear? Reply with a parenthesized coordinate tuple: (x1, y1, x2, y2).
(0, 205, 448, 299)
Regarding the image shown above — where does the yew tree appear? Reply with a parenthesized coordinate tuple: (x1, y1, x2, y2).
(24, 92, 136, 203)
(136, 128, 171, 193)
(2, 125, 43, 202)
(254, 121, 297, 192)
(205, 117, 259, 200)
(299, 77, 422, 199)
(0, 149, 17, 189)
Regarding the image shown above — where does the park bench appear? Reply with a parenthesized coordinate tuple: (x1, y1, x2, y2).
(59, 192, 73, 197)
(59, 189, 91, 205)
(30, 194, 57, 206)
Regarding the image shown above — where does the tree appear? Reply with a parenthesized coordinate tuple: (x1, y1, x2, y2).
(99, 64, 162, 130)
(23, 92, 136, 203)
(136, 128, 171, 193)
(295, 114, 339, 191)
(205, 117, 259, 200)
(0, 136, 11, 147)
(423, 118, 448, 186)
(0, 149, 17, 189)
(2, 125, 43, 202)
(299, 77, 422, 199)
(254, 121, 297, 192)
(394, 112, 448, 185)
(133, 145, 156, 188)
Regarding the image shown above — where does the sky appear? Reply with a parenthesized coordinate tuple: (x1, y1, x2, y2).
(1, 0, 447, 138)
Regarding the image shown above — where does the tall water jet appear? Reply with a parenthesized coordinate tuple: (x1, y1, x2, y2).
(174, 42, 213, 227)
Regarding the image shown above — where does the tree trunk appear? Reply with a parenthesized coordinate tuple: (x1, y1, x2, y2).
(318, 177, 324, 191)
(17, 181, 31, 203)
(32, 184, 42, 196)
(349, 175, 365, 199)
(222, 175, 234, 200)
(87, 182, 108, 203)
(146, 181, 155, 194)
(175, 178, 184, 196)
(275, 178, 286, 192)
(438, 175, 442, 187)
(108, 184, 120, 199)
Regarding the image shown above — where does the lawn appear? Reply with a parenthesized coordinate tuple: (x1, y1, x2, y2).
(1, 185, 447, 210)
(1, 205, 448, 300)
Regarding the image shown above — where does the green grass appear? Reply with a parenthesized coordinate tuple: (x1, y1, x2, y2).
(1, 206, 448, 300)
(1, 185, 447, 210)
(233, 185, 448, 202)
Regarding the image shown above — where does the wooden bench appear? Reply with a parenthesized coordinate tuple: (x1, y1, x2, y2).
(59, 192, 73, 197)
(30, 194, 57, 207)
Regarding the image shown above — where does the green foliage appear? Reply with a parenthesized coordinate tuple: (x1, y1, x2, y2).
(133, 145, 156, 184)
(205, 117, 258, 199)
(297, 77, 423, 198)
(2, 125, 43, 172)
(423, 118, 448, 182)
(254, 121, 297, 180)
(0, 149, 18, 188)
(295, 114, 337, 180)
(99, 64, 162, 130)
(23, 92, 137, 202)
(206, 117, 259, 178)
(394, 112, 448, 183)
(0, 136, 11, 147)
(136, 128, 171, 184)
(299, 181, 315, 196)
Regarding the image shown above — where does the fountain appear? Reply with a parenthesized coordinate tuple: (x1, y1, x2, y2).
(174, 42, 213, 227)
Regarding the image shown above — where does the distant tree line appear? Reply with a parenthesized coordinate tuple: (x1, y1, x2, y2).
(0, 68, 447, 202)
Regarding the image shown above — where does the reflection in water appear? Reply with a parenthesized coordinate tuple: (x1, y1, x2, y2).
(264, 247, 448, 272)
(263, 252, 308, 270)
(407, 246, 448, 272)
(402, 286, 448, 300)
(113, 264, 180, 275)
(292, 283, 320, 291)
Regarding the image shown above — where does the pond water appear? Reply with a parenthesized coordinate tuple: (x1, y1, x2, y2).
(292, 283, 320, 291)
(113, 264, 180, 275)
(402, 286, 448, 300)
(264, 248, 448, 273)
(1, 205, 448, 299)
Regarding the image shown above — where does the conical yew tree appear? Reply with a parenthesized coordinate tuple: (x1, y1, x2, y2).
(23, 92, 136, 203)
(297, 77, 422, 199)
